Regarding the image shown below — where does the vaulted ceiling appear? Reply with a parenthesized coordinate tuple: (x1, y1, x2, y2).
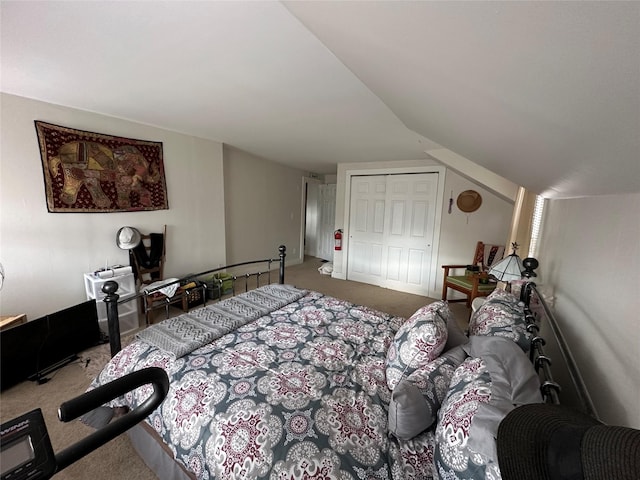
(2, 1, 638, 199)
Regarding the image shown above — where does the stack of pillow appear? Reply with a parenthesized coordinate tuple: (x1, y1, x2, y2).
(386, 300, 468, 439)
(385, 289, 543, 480)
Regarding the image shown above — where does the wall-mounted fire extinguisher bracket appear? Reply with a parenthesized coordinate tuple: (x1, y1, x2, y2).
(334, 229, 343, 251)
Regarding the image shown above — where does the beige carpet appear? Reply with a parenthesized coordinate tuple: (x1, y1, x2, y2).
(0, 256, 469, 479)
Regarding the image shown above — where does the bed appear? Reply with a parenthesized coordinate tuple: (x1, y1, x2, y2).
(87, 246, 594, 480)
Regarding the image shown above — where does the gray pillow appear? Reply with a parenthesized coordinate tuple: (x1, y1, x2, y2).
(388, 378, 432, 440)
(463, 335, 542, 404)
(462, 335, 542, 461)
(388, 345, 468, 440)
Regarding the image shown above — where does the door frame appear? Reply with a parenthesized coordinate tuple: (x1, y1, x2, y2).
(336, 166, 447, 299)
(300, 176, 322, 260)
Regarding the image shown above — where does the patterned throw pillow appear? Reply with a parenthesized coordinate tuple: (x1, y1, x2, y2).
(388, 345, 467, 440)
(385, 301, 449, 390)
(433, 357, 500, 480)
(467, 288, 530, 352)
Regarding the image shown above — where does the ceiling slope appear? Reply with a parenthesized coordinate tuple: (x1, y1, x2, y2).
(284, 1, 640, 198)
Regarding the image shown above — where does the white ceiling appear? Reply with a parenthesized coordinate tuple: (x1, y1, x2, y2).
(2, 1, 638, 199)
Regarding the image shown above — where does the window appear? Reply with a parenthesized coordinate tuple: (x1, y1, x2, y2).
(528, 195, 545, 257)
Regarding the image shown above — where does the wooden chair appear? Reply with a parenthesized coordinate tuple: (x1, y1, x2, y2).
(441, 241, 505, 309)
(130, 225, 166, 286)
(129, 226, 206, 324)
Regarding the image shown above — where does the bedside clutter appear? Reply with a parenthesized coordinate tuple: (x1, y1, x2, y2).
(140, 278, 206, 325)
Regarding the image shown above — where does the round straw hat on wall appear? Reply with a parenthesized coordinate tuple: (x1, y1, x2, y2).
(456, 190, 483, 213)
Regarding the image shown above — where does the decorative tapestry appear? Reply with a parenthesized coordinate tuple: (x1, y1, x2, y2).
(35, 121, 169, 213)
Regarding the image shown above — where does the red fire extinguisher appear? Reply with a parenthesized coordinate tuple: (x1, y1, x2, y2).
(334, 229, 343, 250)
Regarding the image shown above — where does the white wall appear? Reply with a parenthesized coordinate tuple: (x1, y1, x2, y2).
(334, 159, 514, 298)
(0, 94, 226, 320)
(537, 193, 640, 428)
(223, 145, 305, 267)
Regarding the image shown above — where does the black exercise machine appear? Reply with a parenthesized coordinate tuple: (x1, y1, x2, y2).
(0, 367, 168, 480)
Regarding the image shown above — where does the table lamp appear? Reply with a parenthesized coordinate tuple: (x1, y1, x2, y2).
(488, 242, 524, 284)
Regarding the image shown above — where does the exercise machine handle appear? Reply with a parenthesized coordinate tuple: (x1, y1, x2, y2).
(54, 367, 169, 473)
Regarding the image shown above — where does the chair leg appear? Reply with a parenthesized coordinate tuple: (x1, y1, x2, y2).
(182, 292, 189, 312)
(144, 298, 151, 326)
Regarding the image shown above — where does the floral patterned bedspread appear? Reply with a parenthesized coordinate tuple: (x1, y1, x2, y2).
(90, 289, 439, 479)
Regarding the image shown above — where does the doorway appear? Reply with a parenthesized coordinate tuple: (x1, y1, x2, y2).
(302, 178, 336, 262)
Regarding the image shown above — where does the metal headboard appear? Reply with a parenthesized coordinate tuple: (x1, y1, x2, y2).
(521, 282, 598, 419)
(102, 245, 287, 357)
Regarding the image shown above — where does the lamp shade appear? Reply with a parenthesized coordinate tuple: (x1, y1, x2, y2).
(488, 254, 524, 282)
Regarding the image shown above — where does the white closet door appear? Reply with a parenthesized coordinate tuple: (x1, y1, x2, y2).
(347, 173, 438, 295)
(347, 175, 387, 285)
(383, 174, 437, 295)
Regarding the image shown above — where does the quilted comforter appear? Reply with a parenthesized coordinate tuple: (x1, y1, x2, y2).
(90, 286, 440, 479)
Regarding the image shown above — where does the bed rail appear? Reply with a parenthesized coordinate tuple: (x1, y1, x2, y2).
(521, 282, 598, 419)
(102, 245, 287, 357)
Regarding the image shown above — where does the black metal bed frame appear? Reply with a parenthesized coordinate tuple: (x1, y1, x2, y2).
(521, 282, 598, 419)
(101, 245, 287, 357)
(100, 245, 596, 420)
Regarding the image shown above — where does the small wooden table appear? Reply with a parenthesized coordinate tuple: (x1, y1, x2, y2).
(0, 314, 27, 331)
